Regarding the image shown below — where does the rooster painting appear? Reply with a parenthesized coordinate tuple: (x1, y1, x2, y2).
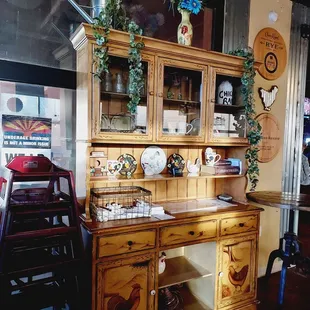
(258, 85, 279, 111)
(228, 265, 249, 291)
(107, 283, 141, 310)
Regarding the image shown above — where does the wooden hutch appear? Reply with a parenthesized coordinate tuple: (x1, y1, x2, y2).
(71, 23, 263, 310)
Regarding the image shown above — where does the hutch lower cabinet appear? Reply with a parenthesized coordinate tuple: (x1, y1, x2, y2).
(82, 205, 262, 310)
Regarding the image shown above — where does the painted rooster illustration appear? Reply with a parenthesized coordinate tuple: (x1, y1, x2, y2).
(107, 283, 141, 310)
(228, 265, 249, 291)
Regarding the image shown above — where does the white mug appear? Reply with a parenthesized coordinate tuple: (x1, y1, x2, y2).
(107, 160, 123, 176)
(167, 122, 177, 134)
(178, 122, 193, 135)
(205, 152, 221, 166)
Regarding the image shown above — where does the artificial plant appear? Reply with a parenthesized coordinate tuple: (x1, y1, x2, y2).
(92, 0, 145, 114)
(229, 48, 262, 191)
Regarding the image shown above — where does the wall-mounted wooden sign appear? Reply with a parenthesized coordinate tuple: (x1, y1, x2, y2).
(256, 113, 281, 162)
(253, 28, 287, 80)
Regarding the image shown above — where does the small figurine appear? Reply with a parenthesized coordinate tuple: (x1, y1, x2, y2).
(158, 252, 166, 274)
(90, 166, 95, 176)
(100, 166, 106, 176)
(187, 158, 201, 174)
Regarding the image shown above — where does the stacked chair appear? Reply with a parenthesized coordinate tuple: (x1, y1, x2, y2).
(0, 155, 84, 309)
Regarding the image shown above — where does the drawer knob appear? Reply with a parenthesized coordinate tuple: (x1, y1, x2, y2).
(189, 231, 195, 236)
(219, 271, 224, 277)
(150, 290, 156, 296)
(239, 223, 245, 227)
(127, 241, 133, 246)
(149, 91, 154, 96)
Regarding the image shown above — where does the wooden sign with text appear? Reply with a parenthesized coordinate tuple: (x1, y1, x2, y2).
(254, 28, 287, 80)
(256, 113, 281, 163)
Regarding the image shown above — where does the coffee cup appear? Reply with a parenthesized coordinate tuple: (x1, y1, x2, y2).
(205, 152, 221, 166)
(107, 160, 123, 176)
(177, 122, 193, 135)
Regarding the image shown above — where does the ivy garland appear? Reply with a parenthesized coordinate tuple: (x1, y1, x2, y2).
(92, 0, 145, 114)
(228, 48, 262, 191)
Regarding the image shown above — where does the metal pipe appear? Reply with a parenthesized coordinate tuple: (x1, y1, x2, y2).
(92, 0, 107, 18)
(68, 0, 94, 24)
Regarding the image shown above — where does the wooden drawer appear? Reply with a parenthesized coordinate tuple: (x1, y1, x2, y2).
(160, 220, 217, 247)
(220, 215, 258, 236)
(97, 230, 156, 258)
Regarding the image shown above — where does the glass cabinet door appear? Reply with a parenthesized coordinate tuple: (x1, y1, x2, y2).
(156, 58, 207, 142)
(92, 50, 154, 142)
(208, 69, 248, 144)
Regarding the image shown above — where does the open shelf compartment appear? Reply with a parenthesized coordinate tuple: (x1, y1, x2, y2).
(158, 242, 216, 310)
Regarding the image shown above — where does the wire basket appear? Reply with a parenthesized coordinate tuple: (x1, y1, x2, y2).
(90, 186, 152, 222)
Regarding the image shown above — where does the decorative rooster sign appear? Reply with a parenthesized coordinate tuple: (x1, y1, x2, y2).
(258, 85, 279, 111)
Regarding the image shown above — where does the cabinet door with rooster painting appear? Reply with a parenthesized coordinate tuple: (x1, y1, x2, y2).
(96, 254, 155, 310)
(217, 234, 258, 309)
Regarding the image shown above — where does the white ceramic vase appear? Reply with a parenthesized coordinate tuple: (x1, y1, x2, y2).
(177, 9, 193, 46)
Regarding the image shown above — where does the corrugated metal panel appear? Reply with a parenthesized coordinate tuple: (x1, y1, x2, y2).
(222, 0, 250, 53)
(281, 3, 310, 235)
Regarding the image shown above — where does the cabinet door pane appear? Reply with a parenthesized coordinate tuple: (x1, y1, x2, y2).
(209, 71, 248, 144)
(99, 55, 150, 136)
(157, 59, 206, 142)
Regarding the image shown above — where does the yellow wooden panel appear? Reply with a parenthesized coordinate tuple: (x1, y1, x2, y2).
(215, 178, 224, 196)
(197, 179, 207, 198)
(206, 179, 216, 198)
(144, 181, 156, 200)
(167, 180, 178, 200)
(178, 179, 187, 199)
(107, 146, 122, 161)
(187, 179, 197, 199)
(120, 145, 134, 158)
(220, 215, 258, 236)
(156, 181, 167, 202)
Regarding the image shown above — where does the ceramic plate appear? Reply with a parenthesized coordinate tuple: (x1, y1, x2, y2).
(167, 153, 185, 172)
(189, 118, 200, 136)
(101, 114, 110, 130)
(117, 153, 137, 176)
(141, 146, 167, 175)
(111, 115, 133, 131)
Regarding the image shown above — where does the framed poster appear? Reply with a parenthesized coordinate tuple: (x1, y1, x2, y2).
(253, 28, 287, 80)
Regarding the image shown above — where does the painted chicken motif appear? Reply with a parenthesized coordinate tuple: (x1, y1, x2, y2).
(107, 283, 141, 310)
(228, 265, 249, 291)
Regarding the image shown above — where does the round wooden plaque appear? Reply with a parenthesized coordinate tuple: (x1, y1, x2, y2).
(256, 113, 281, 163)
(253, 28, 287, 80)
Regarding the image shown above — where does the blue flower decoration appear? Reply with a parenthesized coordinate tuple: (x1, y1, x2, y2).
(188, 0, 202, 14)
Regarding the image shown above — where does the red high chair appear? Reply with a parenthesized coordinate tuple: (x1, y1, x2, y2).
(0, 155, 84, 309)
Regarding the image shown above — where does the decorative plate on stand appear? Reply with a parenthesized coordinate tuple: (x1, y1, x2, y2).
(141, 146, 167, 175)
(117, 154, 137, 176)
(167, 153, 185, 176)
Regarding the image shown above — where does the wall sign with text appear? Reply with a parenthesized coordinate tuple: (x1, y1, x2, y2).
(256, 113, 281, 163)
(2, 114, 51, 149)
(253, 28, 287, 80)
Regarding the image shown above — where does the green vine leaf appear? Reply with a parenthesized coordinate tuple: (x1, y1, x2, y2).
(228, 48, 262, 191)
(91, 0, 144, 115)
